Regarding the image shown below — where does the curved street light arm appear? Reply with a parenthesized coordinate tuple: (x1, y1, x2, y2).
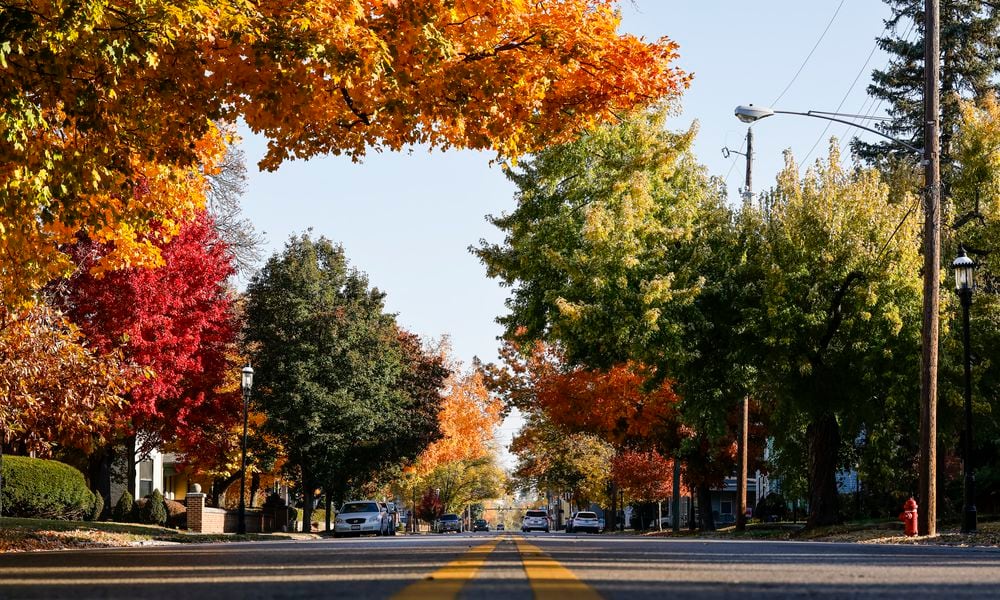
(773, 110, 922, 155)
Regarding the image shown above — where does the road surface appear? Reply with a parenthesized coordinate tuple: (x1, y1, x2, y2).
(1, 531, 999, 598)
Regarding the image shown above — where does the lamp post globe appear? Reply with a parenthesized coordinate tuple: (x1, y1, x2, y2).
(237, 365, 254, 535)
(953, 246, 977, 534)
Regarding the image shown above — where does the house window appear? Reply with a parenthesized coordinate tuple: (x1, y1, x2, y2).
(720, 500, 733, 515)
(139, 459, 154, 497)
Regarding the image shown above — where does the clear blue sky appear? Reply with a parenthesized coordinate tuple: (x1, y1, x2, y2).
(237, 1, 896, 454)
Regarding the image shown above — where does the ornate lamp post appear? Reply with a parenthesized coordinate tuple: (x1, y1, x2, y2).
(953, 246, 977, 534)
(237, 364, 254, 535)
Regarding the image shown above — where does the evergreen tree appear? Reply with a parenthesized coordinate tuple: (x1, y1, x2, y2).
(853, 0, 1000, 173)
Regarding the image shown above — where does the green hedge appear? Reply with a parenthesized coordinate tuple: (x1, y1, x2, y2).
(1, 455, 97, 520)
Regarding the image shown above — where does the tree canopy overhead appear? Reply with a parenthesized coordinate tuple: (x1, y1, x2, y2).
(1, 0, 689, 307)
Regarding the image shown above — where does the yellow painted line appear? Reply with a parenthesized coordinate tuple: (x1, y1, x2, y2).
(391, 538, 502, 600)
(514, 536, 603, 600)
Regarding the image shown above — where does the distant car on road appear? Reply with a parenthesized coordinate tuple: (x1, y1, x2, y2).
(567, 511, 600, 533)
(472, 519, 490, 532)
(435, 513, 463, 533)
(522, 509, 550, 533)
(496, 523, 505, 531)
(333, 500, 389, 537)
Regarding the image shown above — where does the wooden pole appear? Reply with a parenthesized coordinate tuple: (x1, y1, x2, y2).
(919, 0, 941, 537)
(736, 396, 749, 532)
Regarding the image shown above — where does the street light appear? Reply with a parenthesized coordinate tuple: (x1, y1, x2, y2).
(237, 364, 254, 535)
(953, 246, 977, 534)
(733, 105, 921, 153)
(735, 98, 941, 534)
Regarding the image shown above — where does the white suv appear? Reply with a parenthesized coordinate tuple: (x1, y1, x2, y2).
(521, 509, 550, 532)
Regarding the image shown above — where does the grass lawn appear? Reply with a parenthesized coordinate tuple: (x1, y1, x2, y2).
(0, 517, 298, 553)
(644, 517, 1000, 547)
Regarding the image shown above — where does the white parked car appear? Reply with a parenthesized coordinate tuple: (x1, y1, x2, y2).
(521, 509, 550, 533)
(333, 500, 389, 537)
(566, 511, 600, 533)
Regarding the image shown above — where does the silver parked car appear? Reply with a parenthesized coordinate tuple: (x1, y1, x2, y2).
(333, 500, 389, 537)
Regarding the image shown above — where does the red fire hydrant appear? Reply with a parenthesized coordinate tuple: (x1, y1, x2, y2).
(899, 497, 918, 537)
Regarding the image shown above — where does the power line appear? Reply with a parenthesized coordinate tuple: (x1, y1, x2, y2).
(771, 0, 847, 106)
(798, 30, 884, 168)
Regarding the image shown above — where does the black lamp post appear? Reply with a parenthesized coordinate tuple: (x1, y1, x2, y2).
(237, 364, 254, 535)
(953, 246, 977, 534)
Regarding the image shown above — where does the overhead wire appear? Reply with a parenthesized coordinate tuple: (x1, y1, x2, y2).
(838, 19, 918, 157)
(798, 40, 882, 168)
(771, 0, 848, 106)
(725, 0, 846, 194)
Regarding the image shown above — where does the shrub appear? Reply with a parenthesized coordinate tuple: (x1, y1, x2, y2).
(165, 498, 187, 529)
(87, 491, 105, 522)
(112, 490, 135, 522)
(139, 489, 167, 525)
(0, 455, 95, 519)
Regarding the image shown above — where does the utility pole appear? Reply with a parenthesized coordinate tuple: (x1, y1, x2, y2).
(725, 126, 753, 533)
(736, 395, 749, 532)
(671, 460, 681, 533)
(919, 0, 941, 537)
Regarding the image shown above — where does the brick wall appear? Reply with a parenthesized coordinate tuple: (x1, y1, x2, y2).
(185, 492, 262, 533)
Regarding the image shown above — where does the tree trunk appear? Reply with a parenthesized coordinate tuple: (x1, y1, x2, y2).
(806, 412, 841, 527)
(688, 491, 696, 531)
(608, 481, 617, 532)
(698, 482, 715, 531)
(325, 490, 333, 532)
(249, 472, 261, 508)
(125, 435, 137, 497)
(87, 445, 116, 519)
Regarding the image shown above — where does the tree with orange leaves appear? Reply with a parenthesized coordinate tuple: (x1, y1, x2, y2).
(3, 0, 689, 309)
(396, 361, 505, 520)
(416, 369, 502, 472)
(611, 449, 680, 503)
(0, 303, 136, 457)
(537, 362, 681, 448)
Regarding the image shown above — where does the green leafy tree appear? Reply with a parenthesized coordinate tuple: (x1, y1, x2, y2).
(474, 108, 709, 369)
(422, 457, 505, 514)
(509, 411, 615, 509)
(244, 234, 423, 531)
(935, 93, 1000, 515)
(754, 145, 923, 526)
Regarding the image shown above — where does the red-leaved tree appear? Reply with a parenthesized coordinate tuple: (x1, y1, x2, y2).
(59, 210, 240, 500)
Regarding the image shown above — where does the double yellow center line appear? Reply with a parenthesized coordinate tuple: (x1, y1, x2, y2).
(392, 535, 602, 600)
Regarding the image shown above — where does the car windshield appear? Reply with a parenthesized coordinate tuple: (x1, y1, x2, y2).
(525, 510, 547, 518)
(475, 519, 487, 524)
(576, 512, 597, 519)
(340, 502, 379, 513)
(440, 514, 460, 521)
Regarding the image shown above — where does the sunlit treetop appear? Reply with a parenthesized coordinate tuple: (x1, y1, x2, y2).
(1, 0, 689, 307)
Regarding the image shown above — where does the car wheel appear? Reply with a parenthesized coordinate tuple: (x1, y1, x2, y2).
(544, 528, 549, 533)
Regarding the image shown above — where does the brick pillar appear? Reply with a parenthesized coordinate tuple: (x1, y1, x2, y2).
(187, 492, 206, 532)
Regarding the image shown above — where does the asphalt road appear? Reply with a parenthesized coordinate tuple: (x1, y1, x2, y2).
(2, 531, 1000, 599)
